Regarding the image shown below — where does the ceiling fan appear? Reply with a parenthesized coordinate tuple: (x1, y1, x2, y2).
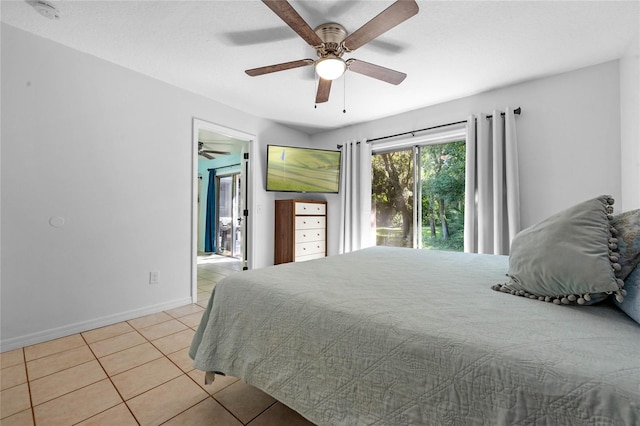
(245, 0, 419, 104)
(198, 142, 231, 160)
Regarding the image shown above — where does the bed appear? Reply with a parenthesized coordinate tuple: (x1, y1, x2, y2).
(190, 246, 640, 425)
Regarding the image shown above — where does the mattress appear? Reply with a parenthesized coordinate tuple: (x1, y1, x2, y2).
(190, 246, 640, 425)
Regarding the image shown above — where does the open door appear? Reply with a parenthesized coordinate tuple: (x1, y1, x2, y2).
(192, 118, 254, 302)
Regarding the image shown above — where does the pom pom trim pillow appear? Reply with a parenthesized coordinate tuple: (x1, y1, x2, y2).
(492, 195, 625, 305)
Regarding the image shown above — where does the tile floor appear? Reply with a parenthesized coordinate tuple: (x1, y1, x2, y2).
(0, 254, 314, 426)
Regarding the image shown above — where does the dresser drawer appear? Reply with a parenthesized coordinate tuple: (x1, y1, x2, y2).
(295, 229, 325, 243)
(295, 240, 325, 257)
(295, 216, 326, 230)
(295, 202, 326, 215)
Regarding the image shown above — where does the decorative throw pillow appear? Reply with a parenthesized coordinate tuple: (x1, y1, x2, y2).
(492, 195, 625, 305)
(615, 265, 640, 325)
(610, 209, 640, 280)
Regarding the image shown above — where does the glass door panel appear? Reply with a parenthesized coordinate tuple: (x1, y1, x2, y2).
(217, 176, 233, 256)
(371, 149, 415, 248)
(232, 174, 242, 258)
(419, 140, 466, 251)
(217, 173, 242, 259)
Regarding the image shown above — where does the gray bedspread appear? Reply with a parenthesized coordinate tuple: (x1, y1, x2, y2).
(190, 246, 640, 425)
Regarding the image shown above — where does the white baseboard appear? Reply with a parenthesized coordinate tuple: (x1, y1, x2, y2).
(0, 297, 194, 352)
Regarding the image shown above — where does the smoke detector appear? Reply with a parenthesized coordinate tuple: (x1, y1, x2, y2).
(29, 1, 61, 20)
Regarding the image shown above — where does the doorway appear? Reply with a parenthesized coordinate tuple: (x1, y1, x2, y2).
(192, 118, 255, 303)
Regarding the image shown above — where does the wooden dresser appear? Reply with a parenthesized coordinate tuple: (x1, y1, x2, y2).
(274, 199, 327, 264)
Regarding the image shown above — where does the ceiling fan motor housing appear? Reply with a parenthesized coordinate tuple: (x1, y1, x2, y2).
(314, 23, 347, 57)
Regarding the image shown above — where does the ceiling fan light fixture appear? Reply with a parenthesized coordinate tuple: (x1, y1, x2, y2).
(315, 56, 346, 80)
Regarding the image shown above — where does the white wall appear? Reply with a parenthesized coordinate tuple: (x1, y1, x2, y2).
(620, 32, 640, 212)
(312, 61, 628, 257)
(0, 24, 310, 350)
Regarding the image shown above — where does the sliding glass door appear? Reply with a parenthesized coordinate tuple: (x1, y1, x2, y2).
(372, 140, 466, 251)
(216, 173, 242, 258)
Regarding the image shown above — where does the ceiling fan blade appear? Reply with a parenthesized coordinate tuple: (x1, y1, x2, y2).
(202, 150, 231, 155)
(343, 0, 419, 52)
(245, 59, 313, 76)
(199, 152, 215, 160)
(261, 0, 323, 47)
(347, 59, 406, 85)
(316, 78, 332, 103)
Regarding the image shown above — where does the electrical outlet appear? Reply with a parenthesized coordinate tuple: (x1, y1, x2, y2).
(149, 271, 159, 285)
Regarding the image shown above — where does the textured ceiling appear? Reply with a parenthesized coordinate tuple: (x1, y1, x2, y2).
(2, 0, 639, 134)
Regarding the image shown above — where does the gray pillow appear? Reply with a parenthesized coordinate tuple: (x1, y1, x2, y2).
(615, 265, 640, 325)
(492, 195, 625, 305)
(610, 209, 640, 280)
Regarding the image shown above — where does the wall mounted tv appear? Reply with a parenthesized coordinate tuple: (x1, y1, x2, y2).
(266, 145, 342, 193)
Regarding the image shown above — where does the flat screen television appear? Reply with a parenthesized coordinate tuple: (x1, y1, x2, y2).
(266, 144, 342, 193)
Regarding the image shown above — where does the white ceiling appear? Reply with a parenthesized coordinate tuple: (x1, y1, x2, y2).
(2, 0, 638, 134)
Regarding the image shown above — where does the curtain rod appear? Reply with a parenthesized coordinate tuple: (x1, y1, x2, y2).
(207, 163, 241, 171)
(365, 107, 521, 144)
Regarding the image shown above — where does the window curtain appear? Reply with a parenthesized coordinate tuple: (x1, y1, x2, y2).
(464, 107, 521, 255)
(204, 169, 216, 253)
(339, 140, 373, 254)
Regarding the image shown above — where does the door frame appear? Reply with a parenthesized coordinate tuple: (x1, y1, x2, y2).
(191, 118, 255, 303)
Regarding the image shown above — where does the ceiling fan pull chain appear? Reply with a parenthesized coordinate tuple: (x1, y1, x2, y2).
(343, 72, 347, 114)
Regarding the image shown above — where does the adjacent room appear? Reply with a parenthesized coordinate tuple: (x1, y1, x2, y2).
(1, 1, 639, 425)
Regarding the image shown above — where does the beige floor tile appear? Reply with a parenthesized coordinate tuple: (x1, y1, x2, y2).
(24, 334, 85, 362)
(111, 357, 182, 400)
(138, 319, 188, 341)
(187, 371, 239, 395)
(0, 383, 30, 419)
(166, 347, 195, 373)
(213, 381, 276, 424)
(197, 292, 211, 303)
(30, 359, 106, 406)
(75, 403, 138, 426)
(89, 331, 146, 358)
(177, 311, 204, 328)
(82, 321, 134, 344)
(152, 329, 195, 355)
(247, 402, 315, 426)
(26, 345, 95, 381)
(0, 349, 24, 369)
(126, 375, 208, 426)
(163, 397, 242, 426)
(33, 379, 121, 426)
(0, 408, 33, 426)
(197, 270, 217, 278)
(165, 304, 203, 319)
(197, 282, 215, 292)
(209, 274, 229, 283)
(98, 342, 163, 376)
(1, 363, 27, 391)
(127, 311, 173, 330)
